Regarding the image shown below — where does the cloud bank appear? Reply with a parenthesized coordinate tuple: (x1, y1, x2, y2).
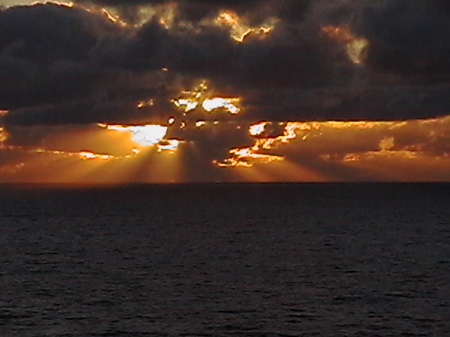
(0, 0, 449, 182)
(0, 0, 449, 127)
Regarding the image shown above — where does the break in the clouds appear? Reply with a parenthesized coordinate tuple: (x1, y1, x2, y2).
(0, 0, 449, 182)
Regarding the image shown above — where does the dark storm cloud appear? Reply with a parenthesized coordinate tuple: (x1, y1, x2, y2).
(91, 18, 170, 71)
(2, 86, 176, 126)
(0, 56, 103, 109)
(0, 2, 332, 126)
(360, 0, 450, 79)
(0, 3, 117, 109)
(4, 100, 136, 126)
(241, 85, 450, 121)
(2, 0, 450, 129)
(233, 33, 331, 88)
(75, 0, 312, 24)
(0, 3, 178, 125)
(143, 20, 331, 88)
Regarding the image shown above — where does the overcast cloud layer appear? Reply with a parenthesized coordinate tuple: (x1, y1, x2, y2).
(1, 0, 450, 127)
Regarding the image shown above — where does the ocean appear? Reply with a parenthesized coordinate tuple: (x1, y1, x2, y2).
(0, 183, 449, 337)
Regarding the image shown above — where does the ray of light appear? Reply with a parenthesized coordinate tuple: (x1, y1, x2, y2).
(261, 159, 327, 182)
(228, 165, 274, 182)
(0, 126, 8, 146)
(121, 144, 184, 183)
(330, 151, 450, 181)
(216, 115, 450, 182)
(77, 146, 153, 183)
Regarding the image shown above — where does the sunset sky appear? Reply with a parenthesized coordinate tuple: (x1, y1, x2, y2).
(0, 0, 449, 183)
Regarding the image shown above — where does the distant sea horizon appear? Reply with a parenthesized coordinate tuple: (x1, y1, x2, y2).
(1, 180, 449, 187)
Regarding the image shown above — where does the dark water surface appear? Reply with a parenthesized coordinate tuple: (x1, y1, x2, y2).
(0, 183, 449, 337)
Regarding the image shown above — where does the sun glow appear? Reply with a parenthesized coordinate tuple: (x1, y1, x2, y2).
(216, 10, 276, 43)
(202, 97, 240, 114)
(45, 1, 74, 8)
(0, 127, 8, 146)
(98, 123, 168, 146)
(249, 121, 269, 137)
(216, 147, 283, 168)
(128, 125, 167, 146)
(137, 99, 154, 109)
(173, 99, 199, 113)
(195, 120, 206, 128)
(97, 122, 181, 154)
(173, 81, 241, 115)
(1, 114, 449, 183)
(215, 116, 450, 182)
(216, 119, 428, 169)
(78, 151, 114, 160)
(100, 7, 128, 27)
(216, 121, 298, 168)
(31, 147, 132, 160)
(71, 2, 131, 26)
(157, 139, 179, 153)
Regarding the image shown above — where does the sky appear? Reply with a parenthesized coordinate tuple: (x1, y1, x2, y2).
(0, 0, 449, 183)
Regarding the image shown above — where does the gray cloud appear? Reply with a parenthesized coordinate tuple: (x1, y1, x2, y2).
(359, 0, 450, 79)
(0, 3, 118, 109)
(1, 0, 450, 129)
(74, 0, 312, 24)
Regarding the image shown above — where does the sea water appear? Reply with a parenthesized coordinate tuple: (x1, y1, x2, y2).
(0, 183, 449, 336)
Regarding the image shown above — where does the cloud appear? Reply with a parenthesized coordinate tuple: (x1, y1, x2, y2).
(359, 0, 450, 79)
(1, 0, 450, 130)
(0, 3, 118, 110)
(74, 0, 312, 24)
